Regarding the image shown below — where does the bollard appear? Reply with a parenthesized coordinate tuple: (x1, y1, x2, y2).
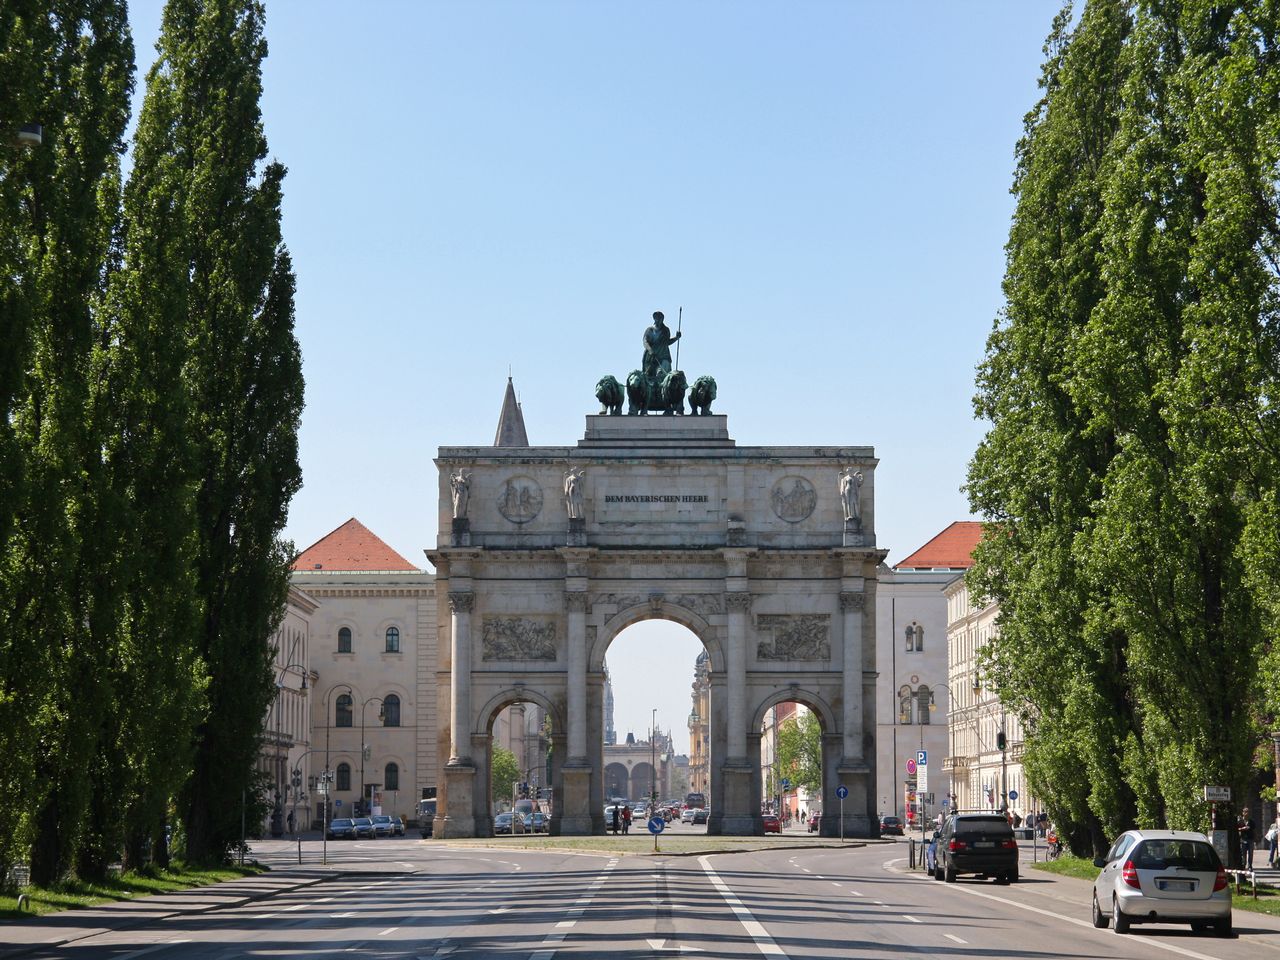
(16, 894, 30, 912)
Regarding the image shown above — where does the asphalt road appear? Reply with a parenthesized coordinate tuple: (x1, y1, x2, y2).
(8, 837, 1280, 959)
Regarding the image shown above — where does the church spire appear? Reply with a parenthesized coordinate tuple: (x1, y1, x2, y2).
(494, 376, 529, 447)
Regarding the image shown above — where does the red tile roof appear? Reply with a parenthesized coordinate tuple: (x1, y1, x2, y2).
(292, 518, 417, 572)
(894, 521, 983, 570)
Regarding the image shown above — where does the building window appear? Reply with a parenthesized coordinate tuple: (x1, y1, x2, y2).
(338, 627, 352, 653)
(898, 685, 914, 724)
(385, 626, 400, 653)
(917, 685, 932, 725)
(337, 763, 351, 791)
(336, 693, 353, 728)
(385, 762, 399, 791)
(905, 622, 923, 652)
(383, 693, 401, 727)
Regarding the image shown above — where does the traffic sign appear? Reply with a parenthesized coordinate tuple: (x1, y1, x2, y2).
(1203, 786, 1231, 803)
(906, 758, 917, 775)
(836, 785, 849, 800)
(335, 799, 342, 807)
(916, 750, 927, 766)
(918, 762, 928, 794)
(781, 778, 790, 790)
(648, 816, 665, 835)
(1008, 790, 1019, 801)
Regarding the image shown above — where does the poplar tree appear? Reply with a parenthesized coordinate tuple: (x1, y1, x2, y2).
(970, 0, 1280, 859)
(125, 0, 304, 863)
(0, 1, 133, 885)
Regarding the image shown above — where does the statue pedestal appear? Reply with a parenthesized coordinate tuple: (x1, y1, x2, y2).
(451, 518, 471, 547)
(843, 519, 864, 547)
(559, 762, 593, 835)
(567, 518, 586, 546)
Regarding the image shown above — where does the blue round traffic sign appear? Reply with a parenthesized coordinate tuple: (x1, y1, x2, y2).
(836, 785, 849, 800)
(335, 800, 342, 807)
(1008, 790, 1019, 801)
(647, 816, 665, 834)
(781, 778, 790, 790)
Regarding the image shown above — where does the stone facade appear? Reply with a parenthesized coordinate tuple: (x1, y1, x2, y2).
(260, 586, 317, 835)
(431, 414, 885, 838)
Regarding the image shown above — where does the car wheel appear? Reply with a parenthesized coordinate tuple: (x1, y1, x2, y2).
(945, 863, 957, 883)
(1009, 869, 1019, 884)
(1091, 894, 1109, 929)
(994, 873, 1008, 885)
(1190, 921, 1209, 934)
(1215, 915, 1233, 938)
(1112, 898, 1130, 934)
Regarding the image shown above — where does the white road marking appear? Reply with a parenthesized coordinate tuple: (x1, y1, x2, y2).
(527, 858, 617, 959)
(944, 934, 967, 944)
(831, 881, 842, 887)
(698, 856, 786, 957)
(379, 927, 398, 936)
(556, 920, 575, 928)
(488, 905, 511, 915)
(902, 915, 921, 923)
(849, 890, 863, 896)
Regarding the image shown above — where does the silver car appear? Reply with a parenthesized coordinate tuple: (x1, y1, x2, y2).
(1091, 829, 1231, 937)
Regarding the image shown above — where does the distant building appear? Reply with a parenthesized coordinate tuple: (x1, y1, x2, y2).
(687, 651, 711, 796)
(876, 522, 982, 826)
(259, 585, 317, 835)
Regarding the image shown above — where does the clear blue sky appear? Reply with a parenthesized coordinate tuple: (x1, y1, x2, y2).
(127, 0, 1062, 752)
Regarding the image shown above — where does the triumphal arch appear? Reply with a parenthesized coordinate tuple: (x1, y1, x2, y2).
(429, 315, 886, 837)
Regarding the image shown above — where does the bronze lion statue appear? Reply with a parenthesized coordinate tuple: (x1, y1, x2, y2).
(595, 375, 623, 415)
(689, 375, 717, 415)
(626, 370, 650, 415)
(661, 370, 688, 416)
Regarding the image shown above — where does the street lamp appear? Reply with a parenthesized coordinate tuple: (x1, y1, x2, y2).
(650, 709, 658, 817)
(272, 662, 309, 837)
(360, 695, 386, 818)
(322, 683, 352, 866)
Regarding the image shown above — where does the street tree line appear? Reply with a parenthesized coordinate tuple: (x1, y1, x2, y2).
(0, 0, 302, 884)
(968, 0, 1280, 861)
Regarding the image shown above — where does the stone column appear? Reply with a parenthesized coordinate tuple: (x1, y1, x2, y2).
(840, 591, 865, 762)
(447, 590, 475, 763)
(725, 592, 752, 761)
(441, 589, 477, 838)
(560, 589, 593, 834)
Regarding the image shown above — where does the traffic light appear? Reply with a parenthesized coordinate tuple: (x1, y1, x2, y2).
(996, 731, 1007, 751)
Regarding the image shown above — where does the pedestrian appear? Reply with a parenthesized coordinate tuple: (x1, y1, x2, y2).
(622, 805, 632, 834)
(287, 810, 295, 834)
(1240, 810, 1256, 869)
(1012, 812, 1022, 829)
(611, 805, 620, 834)
(1268, 815, 1280, 866)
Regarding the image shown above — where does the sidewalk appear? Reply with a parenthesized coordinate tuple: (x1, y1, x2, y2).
(0, 864, 402, 959)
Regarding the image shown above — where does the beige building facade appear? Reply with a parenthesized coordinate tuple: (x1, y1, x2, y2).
(260, 586, 318, 835)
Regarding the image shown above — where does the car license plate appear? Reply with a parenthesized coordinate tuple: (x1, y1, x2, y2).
(1157, 880, 1193, 891)
(974, 841, 995, 848)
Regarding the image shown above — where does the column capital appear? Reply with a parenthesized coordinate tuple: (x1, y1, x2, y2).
(725, 592, 753, 613)
(448, 590, 475, 614)
(840, 591, 865, 612)
(564, 591, 588, 612)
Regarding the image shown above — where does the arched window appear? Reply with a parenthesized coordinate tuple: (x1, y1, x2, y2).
(382, 693, 401, 727)
(336, 693, 353, 727)
(898, 685, 914, 724)
(338, 627, 352, 653)
(385, 762, 400, 791)
(915, 624, 925, 651)
(904, 624, 915, 651)
(385, 626, 400, 653)
(917, 685, 933, 725)
(336, 762, 351, 791)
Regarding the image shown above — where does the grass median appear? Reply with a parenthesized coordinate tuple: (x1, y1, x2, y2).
(434, 834, 862, 856)
(1032, 854, 1280, 917)
(0, 863, 267, 920)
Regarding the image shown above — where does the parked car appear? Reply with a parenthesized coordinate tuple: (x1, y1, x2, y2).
(880, 816, 904, 836)
(524, 812, 550, 834)
(370, 815, 395, 838)
(1091, 830, 1231, 937)
(934, 813, 1018, 884)
(691, 808, 709, 825)
(761, 814, 781, 834)
(391, 816, 406, 836)
(352, 817, 377, 839)
(808, 813, 822, 833)
(327, 818, 357, 840)
(494, 812, 526, 836)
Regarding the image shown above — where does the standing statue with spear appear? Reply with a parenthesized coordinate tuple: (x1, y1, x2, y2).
(641, 309, 682, 381)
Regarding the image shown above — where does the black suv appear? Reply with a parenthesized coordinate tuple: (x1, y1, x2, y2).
(934, 813, 1019, 884)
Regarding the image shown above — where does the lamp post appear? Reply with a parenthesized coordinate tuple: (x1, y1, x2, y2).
(322, 684, 352, 866)
(650, 709, 658, 817)
(360, 696, 386, 818)
(272, 663, 309, 837)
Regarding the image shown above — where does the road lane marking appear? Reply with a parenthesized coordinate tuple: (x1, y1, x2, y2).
(902, 915, 922, 923)
(698, 856, 786, 957)
(910, 875, 1228, 960)
(528, 858, 617, 959)
(944, 934, 967, 944)
(379, 927, 398, 936)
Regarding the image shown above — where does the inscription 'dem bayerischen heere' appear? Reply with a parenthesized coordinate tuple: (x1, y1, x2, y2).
(603, 494, 710, 504)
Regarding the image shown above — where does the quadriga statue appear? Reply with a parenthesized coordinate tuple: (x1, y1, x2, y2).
(660, 370, 688, 416)
(595, 375, 623, 415)
(689, 375, 716, 415)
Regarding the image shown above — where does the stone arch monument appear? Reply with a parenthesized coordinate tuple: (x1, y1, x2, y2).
(430, 320, 885, 837)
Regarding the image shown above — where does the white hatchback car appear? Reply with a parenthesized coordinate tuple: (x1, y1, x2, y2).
(1091, 830, 1231, 937)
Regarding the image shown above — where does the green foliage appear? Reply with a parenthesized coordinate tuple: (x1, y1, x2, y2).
(491, 746, 521, 806)
(969, 0, 1280, 863)
(775, 711, 822, 795)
